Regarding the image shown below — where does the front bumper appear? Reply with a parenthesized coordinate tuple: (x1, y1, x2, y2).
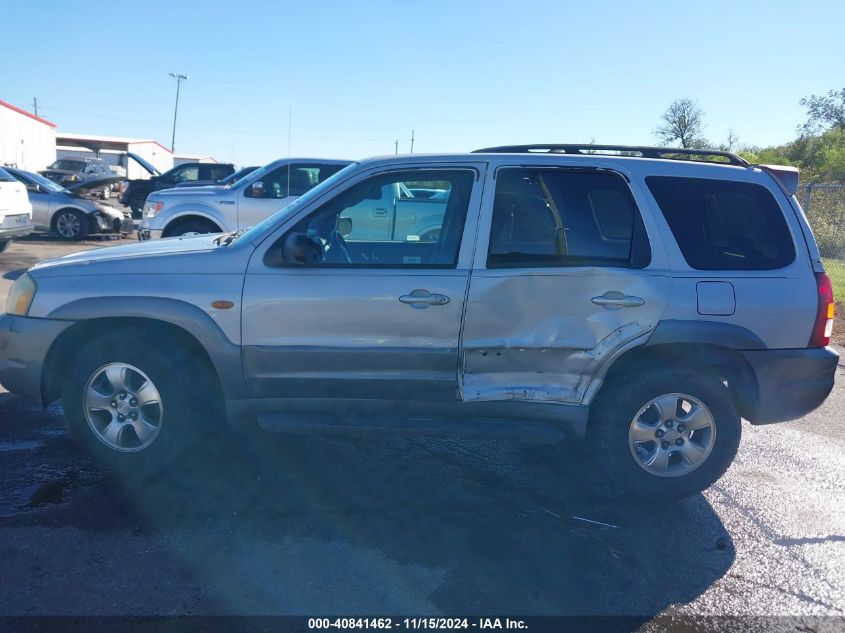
(137, 228, 163, 241)
(0, 314, 73, 405)
(741, 347, 839, 424)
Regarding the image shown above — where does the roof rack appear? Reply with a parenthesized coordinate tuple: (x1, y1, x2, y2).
(471, 144, 749, 167)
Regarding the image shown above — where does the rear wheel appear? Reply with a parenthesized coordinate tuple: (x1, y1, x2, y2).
(593, 366, 741, 500)
(165, 218, 220, 238)
(52, 209, 90, 240)
(62, 331, 222, 475)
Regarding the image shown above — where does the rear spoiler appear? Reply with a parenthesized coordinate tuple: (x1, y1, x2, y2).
(756, 164, 799, 196)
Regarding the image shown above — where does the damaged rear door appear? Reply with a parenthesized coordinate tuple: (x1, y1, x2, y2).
(461, 165, 670, 404)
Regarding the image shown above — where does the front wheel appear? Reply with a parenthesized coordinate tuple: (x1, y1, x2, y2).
(593, 367, 741, 500)
(62, 331, 222, 475)
(53, 209, 90, 240)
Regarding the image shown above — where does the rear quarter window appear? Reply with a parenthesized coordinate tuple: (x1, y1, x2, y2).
(646, 176, 795, 270)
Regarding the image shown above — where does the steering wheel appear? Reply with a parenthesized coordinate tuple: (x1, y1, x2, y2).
(328, 230, 353, 264)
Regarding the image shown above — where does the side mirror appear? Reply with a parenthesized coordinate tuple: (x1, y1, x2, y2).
(249, 181, 265, 198)
(282, 232, 322, 264)
(26, 183, 41, 193)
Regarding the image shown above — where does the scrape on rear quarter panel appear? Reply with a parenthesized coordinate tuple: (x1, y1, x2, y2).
(460, 269, 671, 403)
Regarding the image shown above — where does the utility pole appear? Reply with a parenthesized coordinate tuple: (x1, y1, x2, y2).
(394, 140, 398, 155)
(33, 98, 38, 117)
(169, 72, 189, 152)
(410, 129, 415, 154)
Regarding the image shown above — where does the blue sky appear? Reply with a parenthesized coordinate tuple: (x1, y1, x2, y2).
(3, 0, 843, 166)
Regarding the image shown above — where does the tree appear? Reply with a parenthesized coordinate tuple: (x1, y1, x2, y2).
(800, 88, 845, 135)
(655, 99, 708, 148)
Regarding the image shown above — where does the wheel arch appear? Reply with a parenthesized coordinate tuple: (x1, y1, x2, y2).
(42, 300, 247, 406)
(591, 342, 759, 423)
(161, 210, 226, 237)
(50, 206, 96, 234)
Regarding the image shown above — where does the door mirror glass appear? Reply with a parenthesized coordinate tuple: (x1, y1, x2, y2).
(26, 183, 40, 193)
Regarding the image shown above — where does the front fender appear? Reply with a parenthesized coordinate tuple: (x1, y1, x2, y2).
(46, 296, 247, 400)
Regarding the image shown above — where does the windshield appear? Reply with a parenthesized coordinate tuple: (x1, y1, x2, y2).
(237, 162, 359, 245)
(229, 160, 280, 189)
(22, 170, 70, 193)
(49, 159, 87, 171)
(221, 166, 258, 187)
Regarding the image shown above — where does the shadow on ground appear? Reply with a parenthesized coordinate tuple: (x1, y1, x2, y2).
(0, 393, 735, 616)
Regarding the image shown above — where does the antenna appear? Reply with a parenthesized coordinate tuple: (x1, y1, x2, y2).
(287, 108, 292, 196)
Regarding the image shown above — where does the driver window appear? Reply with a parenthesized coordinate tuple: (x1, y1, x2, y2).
(174, 166, 199, 183)
(267, 169, 475, 268)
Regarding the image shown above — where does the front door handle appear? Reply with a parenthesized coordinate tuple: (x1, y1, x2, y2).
(399, 289, 450, 309)
(591, 292, 645, 309)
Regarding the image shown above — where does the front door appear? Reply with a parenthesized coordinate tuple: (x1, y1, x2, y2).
(461, 165, 670, 405)
(241, 164, 484, 402)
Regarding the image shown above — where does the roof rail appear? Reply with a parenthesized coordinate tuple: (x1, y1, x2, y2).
(471, 144, 750, 167)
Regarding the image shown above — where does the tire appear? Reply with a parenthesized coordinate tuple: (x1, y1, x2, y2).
(592, 366, 741, 500)
(61, 331, 222, 476)
(52, 209, 90, 240)
(0, 240, 9, 254)
(165, 219, 220, 238)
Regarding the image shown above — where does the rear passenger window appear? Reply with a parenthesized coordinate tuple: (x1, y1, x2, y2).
(646, 176, 795, 270)
(487, 168, 650, 268)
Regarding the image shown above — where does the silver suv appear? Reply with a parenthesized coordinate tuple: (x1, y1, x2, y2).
(0, 145, 838, 499)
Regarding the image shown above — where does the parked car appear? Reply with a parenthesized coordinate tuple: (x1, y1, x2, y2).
(0, 166, 33, 253)
(138, 158, 351, 239)
(174, 165, 258, 188)
(120, 157, 236, 218)
(0, 145, 838, 500)
(6, 167, 131, 240)
(40, 157, 111, 188)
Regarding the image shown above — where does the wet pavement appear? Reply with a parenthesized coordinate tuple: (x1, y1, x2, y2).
(0, 238, 844, 621)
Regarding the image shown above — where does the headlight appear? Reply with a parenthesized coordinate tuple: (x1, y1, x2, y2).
(6, 273, 37, 317)
(145, 201, 164, 218)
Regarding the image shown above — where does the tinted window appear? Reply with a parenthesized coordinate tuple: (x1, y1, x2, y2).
(488, 168, 646, 267)
(646, 176, 795, 270)
(267, 169, 475, 268)
(208, 165, 232, 181)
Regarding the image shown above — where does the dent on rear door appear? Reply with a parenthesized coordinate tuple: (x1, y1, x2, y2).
(460, 270, 670, 404)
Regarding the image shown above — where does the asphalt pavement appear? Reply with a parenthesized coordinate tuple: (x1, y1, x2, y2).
(0, 237, 843, 624)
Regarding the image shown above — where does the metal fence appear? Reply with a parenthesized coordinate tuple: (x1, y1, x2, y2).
(799, 183, 845, 302)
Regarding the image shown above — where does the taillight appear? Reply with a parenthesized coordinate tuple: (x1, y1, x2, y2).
(809, 272, 835, 348)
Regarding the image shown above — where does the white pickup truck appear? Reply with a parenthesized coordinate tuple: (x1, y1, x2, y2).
(138, 158, 352, 239)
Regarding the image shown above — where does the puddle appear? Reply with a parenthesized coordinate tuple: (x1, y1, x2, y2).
(0, 439, 43, 452)
(0, 470, 81, 517)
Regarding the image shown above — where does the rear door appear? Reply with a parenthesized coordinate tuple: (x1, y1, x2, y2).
(241, 162, 485, 402)
(461, 164, 670, 405)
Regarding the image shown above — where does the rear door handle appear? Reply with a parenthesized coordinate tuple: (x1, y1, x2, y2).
(591, 292, 645, 308)
(399, 290, 450, 308)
